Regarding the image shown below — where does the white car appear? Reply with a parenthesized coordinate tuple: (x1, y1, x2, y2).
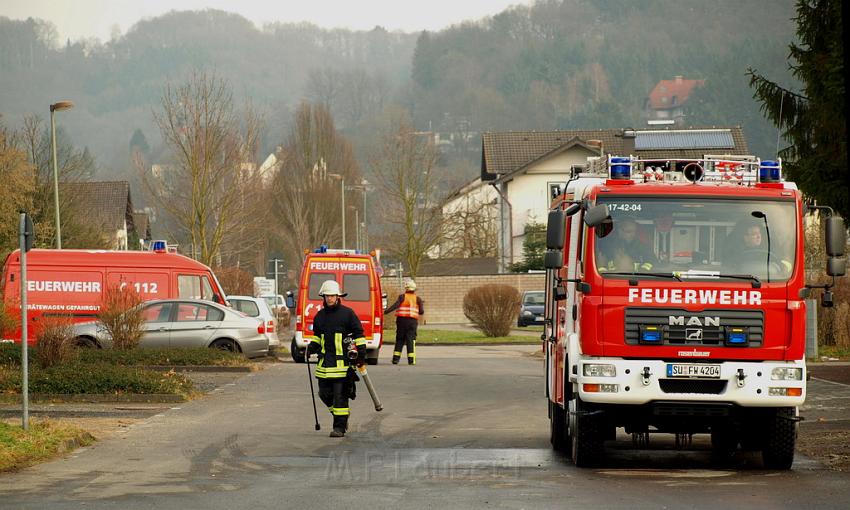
(227, 295, 279, 349)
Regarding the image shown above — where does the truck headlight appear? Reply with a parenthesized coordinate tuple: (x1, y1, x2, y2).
(771, 367, 803, 380)
(583, 364, 616, 377)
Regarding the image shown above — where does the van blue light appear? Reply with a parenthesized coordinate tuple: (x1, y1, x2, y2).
(639, 325, 661, 344)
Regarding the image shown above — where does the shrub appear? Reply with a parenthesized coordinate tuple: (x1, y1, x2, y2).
(98, 284, 144, 350)
(0, 363, 194, 396)
(463, 284, 521, 337)
(76, 347, 246, 366)
(34, 317, 77, 369)
(0, 342, 21, 365)
(0, 300, 17, 340)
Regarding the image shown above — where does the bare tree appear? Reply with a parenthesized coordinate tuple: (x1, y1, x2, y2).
(143, 70, 263, 267)
(440, 194, 499, 258)
(272, 102, 361, 269)
(370, 114, 443, 277)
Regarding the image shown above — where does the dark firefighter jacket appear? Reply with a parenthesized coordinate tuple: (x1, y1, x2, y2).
(308, 303, 366, 379)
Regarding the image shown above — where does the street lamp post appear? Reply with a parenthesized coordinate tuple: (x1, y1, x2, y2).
(328, 173, 346, 249)
(50, 100, 74, 249)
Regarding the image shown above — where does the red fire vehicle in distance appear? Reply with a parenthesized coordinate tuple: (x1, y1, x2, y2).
(543, 155, 846, 468)
(1, 248, 227, 344)
(290, 246, 385, 365)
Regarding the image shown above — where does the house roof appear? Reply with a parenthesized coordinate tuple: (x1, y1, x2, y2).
(132, 212, 152, 240)
(417, 257, 499, 276)
(481, 127, 748, 181)
(647, 76, 705, 110)
(62, 181, 135, 233)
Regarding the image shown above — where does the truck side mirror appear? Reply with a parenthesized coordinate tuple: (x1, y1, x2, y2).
(285, 293, 295, 309)
(544, 249, 563, 269)
(583, 204, 610, 228)
(546, 210, 566, 250)
(827, 257, 846, 277)
(825, 216, 847, 257)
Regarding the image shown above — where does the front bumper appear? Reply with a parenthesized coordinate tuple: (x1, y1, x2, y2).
(574, 357, 805, 407)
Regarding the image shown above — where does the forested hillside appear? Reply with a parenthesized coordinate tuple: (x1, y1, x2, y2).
(410, 0, 798, 157)
(0, 0, 797, 183)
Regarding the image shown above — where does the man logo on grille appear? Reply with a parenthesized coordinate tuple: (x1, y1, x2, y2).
(686, 328, 704, 341)
(669, 315, 720, 327)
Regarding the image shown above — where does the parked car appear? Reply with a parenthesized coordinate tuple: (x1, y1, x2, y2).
(227, 295, 279, 350)
(517, 290, 545, 327)
(72, 299, 269, 358)
(260, 293, 291, 328)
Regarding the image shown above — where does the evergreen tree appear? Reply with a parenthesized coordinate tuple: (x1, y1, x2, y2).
(510, 221, 546, 272)
(748, 0, 847, 219)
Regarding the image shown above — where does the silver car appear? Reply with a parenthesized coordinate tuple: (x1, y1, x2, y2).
(73, 299, 269, 358)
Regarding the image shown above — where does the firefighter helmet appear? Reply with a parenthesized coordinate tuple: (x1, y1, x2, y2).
(404, 279, 416, 291)
(318, 280, 347, 297)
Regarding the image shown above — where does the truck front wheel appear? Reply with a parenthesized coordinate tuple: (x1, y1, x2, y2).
(570, 396, 605, 467)
(762, 407, 797, 470)
(290, 338, 305, 363)
(366, 348, 379, 365)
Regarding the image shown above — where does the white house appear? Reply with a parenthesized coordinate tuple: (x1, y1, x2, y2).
(459, 127, 749, 272)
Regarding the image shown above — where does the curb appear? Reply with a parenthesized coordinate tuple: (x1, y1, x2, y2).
(140, 365, 255, 373)
(0, 393, 187, 404)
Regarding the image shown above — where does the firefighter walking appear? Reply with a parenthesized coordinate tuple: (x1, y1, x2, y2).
(306, 280, 366, 437)
(384, 279, 424, 365)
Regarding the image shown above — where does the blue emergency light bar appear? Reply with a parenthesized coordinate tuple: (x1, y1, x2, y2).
(151, 240, 167, 253)
(609, 157, 632, 179)
(758, 160, 781, 183)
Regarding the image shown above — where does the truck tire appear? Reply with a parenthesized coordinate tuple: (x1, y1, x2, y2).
(571, 396, 605, 467)
(762, 407, 796, 470)
(549, 401, 570, 454)
(366, 348, 379, 365)
(290, 337, 305, 363)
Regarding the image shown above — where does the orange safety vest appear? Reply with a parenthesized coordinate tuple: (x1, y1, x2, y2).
(396, 292, 420, 319)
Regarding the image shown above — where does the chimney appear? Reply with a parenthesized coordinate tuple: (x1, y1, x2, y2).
(620, 128, 636, 154)
(674, 75, 684, 83)
(586, 139, 604, 156)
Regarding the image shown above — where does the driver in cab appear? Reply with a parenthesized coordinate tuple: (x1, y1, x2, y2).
(596, 217, 658, 273)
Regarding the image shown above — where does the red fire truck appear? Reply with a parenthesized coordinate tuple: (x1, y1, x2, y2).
(290, 246, 385, 364)
(543, 155, 846, 468)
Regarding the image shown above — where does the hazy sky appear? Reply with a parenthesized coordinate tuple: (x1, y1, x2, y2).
(0, 0, 532, 41)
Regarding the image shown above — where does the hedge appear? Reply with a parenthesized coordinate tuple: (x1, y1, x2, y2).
(0, 344, 245, 367)
(0, 362, 194, 396)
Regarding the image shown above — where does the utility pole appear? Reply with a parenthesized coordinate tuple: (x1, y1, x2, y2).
(270, 258, 283, 295)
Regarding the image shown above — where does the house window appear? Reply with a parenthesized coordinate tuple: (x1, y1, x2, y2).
(548, 182, 566, 200)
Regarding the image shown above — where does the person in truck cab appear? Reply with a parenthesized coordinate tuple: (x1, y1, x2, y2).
(596, 217, 658, 273)
(306, 280, 366, 438)
(726, 221, 792, 277)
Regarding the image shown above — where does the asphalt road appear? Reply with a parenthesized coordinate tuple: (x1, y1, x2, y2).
(1, 345, 849, 510)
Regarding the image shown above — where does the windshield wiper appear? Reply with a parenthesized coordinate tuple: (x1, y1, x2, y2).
(602, 272, 682, 283)
(713, 273, 762, 288)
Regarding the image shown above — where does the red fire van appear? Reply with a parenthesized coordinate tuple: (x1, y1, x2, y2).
(1, 248, 227, 344)
(290, 247, 385, 364)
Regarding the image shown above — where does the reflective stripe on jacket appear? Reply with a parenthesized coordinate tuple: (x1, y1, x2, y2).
(309, 303, 365, 379)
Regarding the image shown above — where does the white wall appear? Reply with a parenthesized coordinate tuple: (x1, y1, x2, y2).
(504, 148, 596, 264)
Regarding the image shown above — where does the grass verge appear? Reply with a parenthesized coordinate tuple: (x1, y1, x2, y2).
(811, 345, 850, 361)
(413, 329, 539, 345)
(0, 420, 95, 472)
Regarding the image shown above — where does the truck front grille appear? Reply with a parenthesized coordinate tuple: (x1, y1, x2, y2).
(625, 308, 764, 347)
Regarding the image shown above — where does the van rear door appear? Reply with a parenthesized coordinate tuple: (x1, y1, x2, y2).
(340, 270, 373, 339)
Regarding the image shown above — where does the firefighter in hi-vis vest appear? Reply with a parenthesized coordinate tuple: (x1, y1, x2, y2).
(384, 279, 424, 365)
(306, 280, 366, 437)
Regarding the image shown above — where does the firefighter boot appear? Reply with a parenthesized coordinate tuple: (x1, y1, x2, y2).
(329, 428, 345, 438)
(392, 351, 401, 364)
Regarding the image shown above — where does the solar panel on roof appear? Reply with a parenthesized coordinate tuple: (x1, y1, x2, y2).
(635, 130, 734, 150)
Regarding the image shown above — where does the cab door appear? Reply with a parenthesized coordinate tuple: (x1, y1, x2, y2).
(168, 302, 221, 347)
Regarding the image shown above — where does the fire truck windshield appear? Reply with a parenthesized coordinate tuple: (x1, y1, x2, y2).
(592, 197, 797, 283)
